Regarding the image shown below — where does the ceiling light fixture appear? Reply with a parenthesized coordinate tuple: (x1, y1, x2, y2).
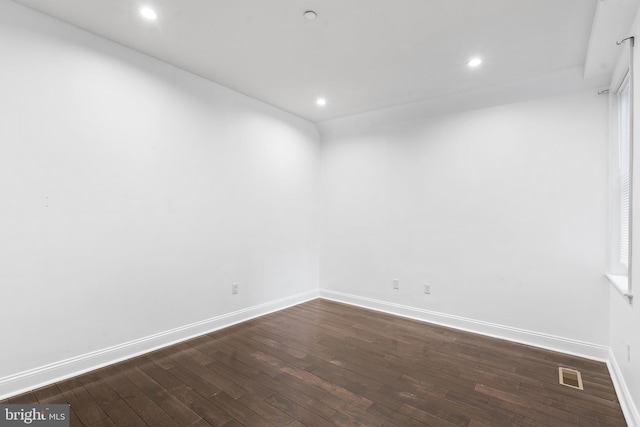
(140, 7, 157, 21)
(316, 98, 327, 107)
(468, 57, 482, 68)
(304, 11, 317, 20)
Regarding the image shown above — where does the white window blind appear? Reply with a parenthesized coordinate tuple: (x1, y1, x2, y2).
(618, 75, 631, 267)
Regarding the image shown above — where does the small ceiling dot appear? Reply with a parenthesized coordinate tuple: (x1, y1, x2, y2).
(304, 11, 317, 20)
(468, 57, 483, 68)
(140, 7, 157, 20)
(316, 98, 327, 106)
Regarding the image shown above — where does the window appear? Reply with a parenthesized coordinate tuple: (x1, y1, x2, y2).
(618, 75, 631, 269)
(606, 70, 633, 300)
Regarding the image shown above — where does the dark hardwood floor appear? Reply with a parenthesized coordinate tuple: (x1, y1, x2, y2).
(3, 299, 627, 426)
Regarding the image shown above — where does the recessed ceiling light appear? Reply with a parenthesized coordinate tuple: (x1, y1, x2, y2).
(468, 57, 483, 68)
(140, 7, 157, 20)
(304, 11, 318, 20)
(316, 98, 327, 107)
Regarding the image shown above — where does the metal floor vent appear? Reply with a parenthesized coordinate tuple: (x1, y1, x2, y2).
(558, 367, 583, 390)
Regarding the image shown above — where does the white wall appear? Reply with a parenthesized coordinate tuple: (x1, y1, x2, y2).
(2, 0, 634, 415)
(609, 11, 640, 424)
(0, 0, 319, 381)
(319, 91, 610, 351)
(610, 295, 640, 424)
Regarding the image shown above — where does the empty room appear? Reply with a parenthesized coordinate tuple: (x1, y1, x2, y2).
(1, 0, 640, 425)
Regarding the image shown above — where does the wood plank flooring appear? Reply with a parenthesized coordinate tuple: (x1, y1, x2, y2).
(2, 299, 627, 426)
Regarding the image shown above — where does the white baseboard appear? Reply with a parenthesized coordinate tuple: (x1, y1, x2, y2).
(5, 287, 635, 426)
(608, 349, 640, 427)
(319, 289, 610, 361)
(320, 289, 640, 425)
(0, 289, 318, 401)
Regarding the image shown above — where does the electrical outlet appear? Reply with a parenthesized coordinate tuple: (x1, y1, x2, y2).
(627, 341, 631, 362)
(424, 283, 431, 294)
(232, 283, 238, 295)
(393, 279, 399, 290)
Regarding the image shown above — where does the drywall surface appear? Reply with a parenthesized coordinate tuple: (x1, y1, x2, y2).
(320, 90, 610, 348)
(610, 294, 640, 424)
(0, 0, 320, 379)
(609, 12, 640, 425)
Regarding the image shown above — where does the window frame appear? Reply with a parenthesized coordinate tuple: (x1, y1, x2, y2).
(606, 58, 634, 301)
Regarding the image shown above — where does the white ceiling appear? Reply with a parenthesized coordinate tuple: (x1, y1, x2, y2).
(9, 0, 640, 122)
